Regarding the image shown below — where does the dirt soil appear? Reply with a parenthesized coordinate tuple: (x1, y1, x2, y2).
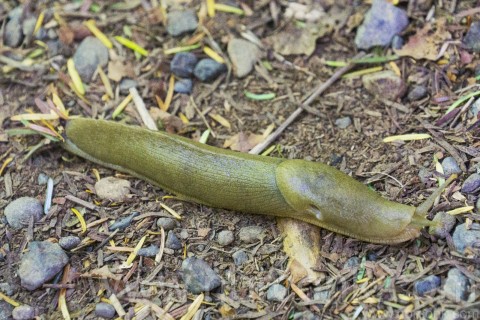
(1, 0, 480, 319)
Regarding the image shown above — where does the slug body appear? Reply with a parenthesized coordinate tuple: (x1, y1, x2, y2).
(63, 119, 449, 244)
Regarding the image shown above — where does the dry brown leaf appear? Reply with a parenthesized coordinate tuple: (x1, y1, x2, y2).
(108, 59, 135, 82)
(149, 108, 185, 133)
(81, 265, 122, 281)
(394, 19, 452, 61)
(223, 132, 264, 152)
(58, 25, 74, 45)
(197, 228, 211, 238)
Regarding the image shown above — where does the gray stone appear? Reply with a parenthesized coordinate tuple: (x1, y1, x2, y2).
(165, 231, 182, 250)
(95, 177, 130, 201)
(58, 236, 81, 250)
(452, 223, 480, 254)
(217, 230, 234, 246)
(170, 52, 197, 78)
(344, 256, 360, 269)
(179, 229, 190, 239)
(469, 98, 480, 118)
(313, 289, 330, 303)
(429, 212, 456, 239)
(119, 78, 138, 94)
(441, 310, 462, 320)
(95, 302, 116, 319)
(407, 85, 428, 101)
(108, 212, 139, 231)
(232, 250, 248, 266)
(37, 173, 49, 185)
(463, 21, 480, 52)
(156, 217, 177, 231)
(174, 78, 193, 94)
(166, 10, 198, 37)
(18, 241, 69, 290)
(355, 0, 408, 49)
(363, 70, 406, 100)
(292, 310, 319, 320)
(335, 117, 351, 129)
(414, 275, 441, 296)
(238, 226, 265, 243)
(5, 197, 43, 230)
(193, 59, 226, 82)
(266, 284, 287, 302)
(461, 173, 480, 194)
(181, 257, 222, 293)
(4, 12, 23, 47)
(73, 36, 109, 82)
(22, 17, 36, 43)
(137, 245, 159, 257)
(12, 305, 35, 320)
(443, 268, 469, 302)
(442, 157, 462, 177)
(0, 300, 13, 320)
(0, 283, 15, 296)
(227, 38, 260, 78)
(391, 35, 404, 50)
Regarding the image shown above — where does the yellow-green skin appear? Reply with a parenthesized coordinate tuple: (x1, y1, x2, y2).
(63, 118, 425, 244)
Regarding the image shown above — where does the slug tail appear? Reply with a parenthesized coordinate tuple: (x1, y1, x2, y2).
(410, 213, 439, 228)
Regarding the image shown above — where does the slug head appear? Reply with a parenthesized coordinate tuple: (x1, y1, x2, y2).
(276, 160, 428, 244)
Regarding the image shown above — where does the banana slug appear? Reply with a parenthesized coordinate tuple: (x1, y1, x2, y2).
(62, 118, 455, 244)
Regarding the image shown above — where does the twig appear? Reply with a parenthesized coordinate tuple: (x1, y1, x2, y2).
(130, 87, 157, 130)
(190, 97, 216, 138)
(249, 52, 365, 155)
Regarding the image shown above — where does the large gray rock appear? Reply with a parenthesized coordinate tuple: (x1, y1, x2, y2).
(73, 36, 109, 82)
(181, 257, 221, 294)
(5, 197, 43, 230)
(18, 241, 69, 290)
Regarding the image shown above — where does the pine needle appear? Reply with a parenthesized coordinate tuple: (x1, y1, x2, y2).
(160, 203, 182, 220)
(164, 43, 201, 55)
(97, 67, 114, 99)
(84, 20, 113, 49)
(383, 133, 431, 142)
(71, 208, 87, 234)
(122, 235, 147, 268)
(203, 46, 224, 63)
(180, 294, 204, 320)
(112, 93, 133, 119)
(67, 59, 85, 95)
(164, 75, 175, 112)
(114, 36, 148, 56)
(448, 206, 474, 215)
(206, 0, 216, 17)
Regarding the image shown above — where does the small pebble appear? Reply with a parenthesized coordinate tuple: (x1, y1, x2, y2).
(37, 173, 49, 185)
(414, 275, 441, 296)
(73, 36, 109, 82)
(443, 268, 469, 302)
(58, 236, 81, 250)
(418, 167, 432, 185)
(429, 212, 456, 239)
(119, 78, 138, 94)
(95, 177, 131, 201)
(179, 229, 190, 239)
(461, 173, 480, 194)
(362, 70, 406, 100)
(441, 310, 462, 320)
(166, 10, 198, 37)
(463, 21, 480, 52)
(227, 38, 260, 78)
(469, 98, 480, 118)
(354, 0, 408, 49)
(239, 226, 265, 243)
(193, 59, 226, 82)
(452, 223, 480, 254)
(22, 16, 36, 43)
(266, 284, 287, 302)
(137, 245, 159, 257)
(5, 197, 43, 230)
(12, 305, 35, 320)
(108, 212, 139, 231)
(313, 289, 330, 303)
(95, 302, 116, 319)
(4, 9, 23, 47)
(232, 250, 249, 266)
(366, 252, 377, 261)
(442, 157, 462, 177)
(0, 283, 15, 296)
(344, 256, 360, 269)
(174, 78, 193, 94)
(407, 85, 428, 101)
(0, 300, 13, 320)
(391, 35, 404, 50)
(170, 52, 197, 78)
(217, 230, 234, 246)
(181, 257, 222, 294)
(156, 217, 177, 231)
(166, 231, 182, 250)
(335, 117, 351, 129)
(18, 241, 69, 290)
